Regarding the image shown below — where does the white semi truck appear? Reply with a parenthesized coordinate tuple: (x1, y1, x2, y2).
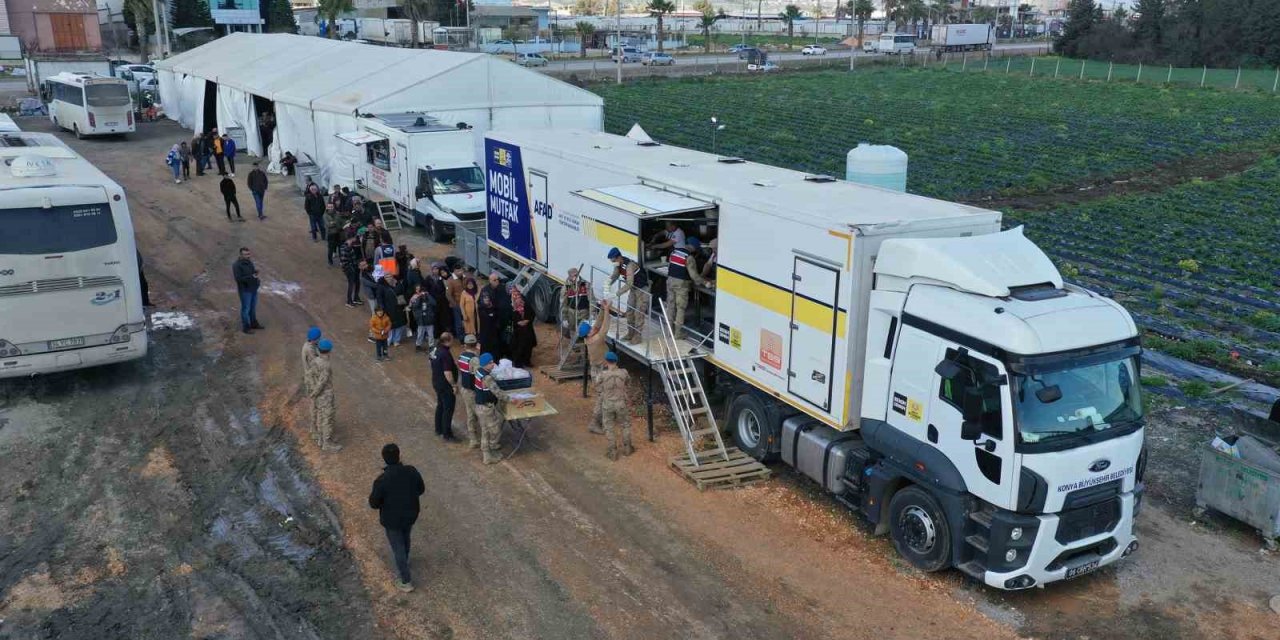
(930, 24, 996, 52)
(483, 128, 1147, 590)
(342, 113, 486, 241)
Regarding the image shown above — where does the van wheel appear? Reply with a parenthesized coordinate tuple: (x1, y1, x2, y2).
(431, 220, 449, 243)
(73, 124, 82, 139)
(728, 393, 778, 462)
(531, 280, 559, 323)
(888, 486, 952, 572)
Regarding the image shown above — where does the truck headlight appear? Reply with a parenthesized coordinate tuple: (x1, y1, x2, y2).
(1010, 527, 1023, 541)
(1005, 549, 1018, 563)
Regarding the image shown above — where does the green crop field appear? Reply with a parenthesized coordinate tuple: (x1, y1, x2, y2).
(593, 69, 1280, 384)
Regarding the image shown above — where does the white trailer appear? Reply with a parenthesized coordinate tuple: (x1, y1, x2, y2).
(483, 128, 1148, 590)
(931, 24, 995, 52)
(341, 113, 485, 241)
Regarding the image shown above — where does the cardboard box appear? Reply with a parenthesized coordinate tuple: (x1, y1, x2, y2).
(503, 391, 555, 420)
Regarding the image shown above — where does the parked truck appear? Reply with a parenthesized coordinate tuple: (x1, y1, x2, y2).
(343, 113, 485, 241)
(482, 128, 1147, 590)
(931, 24, 995, 52)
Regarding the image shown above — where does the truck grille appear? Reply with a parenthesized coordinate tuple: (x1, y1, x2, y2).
(0, 276, 124, 298)
(1055, 497, 1121, 544)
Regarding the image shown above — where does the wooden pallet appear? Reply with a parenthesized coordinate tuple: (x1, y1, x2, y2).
(669, 447, 771, 491)
(540, 363, 587, 381)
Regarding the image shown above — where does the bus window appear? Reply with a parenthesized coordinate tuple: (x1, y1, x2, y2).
(85, 84, 130, 107)
(2, 203, 117, 255)
(895, 35, 914, 44)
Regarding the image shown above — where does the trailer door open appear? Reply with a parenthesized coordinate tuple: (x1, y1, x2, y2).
(787, 256, 840, 411)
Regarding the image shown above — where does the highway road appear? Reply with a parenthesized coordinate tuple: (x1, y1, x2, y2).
(538, 41, 1052, 75)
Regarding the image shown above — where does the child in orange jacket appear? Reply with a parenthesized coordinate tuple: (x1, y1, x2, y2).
(370, 308, 392, 362)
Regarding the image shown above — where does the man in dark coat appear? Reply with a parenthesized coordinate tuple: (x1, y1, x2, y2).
(247, 162, 269, 220)
(375, 275, 409, 347)
(476, 271, 507, 360)
(232, 247, 262, 333)
(220, 176, 243, 221)
(368, 443, 425, 593)
(304, 183, 327, 242)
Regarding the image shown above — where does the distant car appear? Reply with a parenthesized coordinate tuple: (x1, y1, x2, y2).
(641, 52, 675, 66)
(611, 47, 643, 63)
(748, 61, 779, 72)
(801, 45, 827, 56)
(116, 64, 156, 83)
(862, 40, 879, 53)
(737, 46, 762, 60)
(515, 52, 548, 67)
(728, 43, 751, 54)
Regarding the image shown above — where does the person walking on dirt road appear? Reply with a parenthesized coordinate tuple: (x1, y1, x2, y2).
(221, 133, 238, 177)
(211, 130, 226, 176)
(304, 183, 326, 242)
(221, 176, 244, 222)
(472, 353, 510, 464)
(597, 351, 633, 460)
(430, 333, 459, 441)
(178, 141, 192, 180)
(247, 163, 268, 220)
(307, 339, 342, 452)
(302, 326, 321, 393)
(232, 248, 262, 333)
(457, 334, 481, 449)
(368, 443, 425, 593)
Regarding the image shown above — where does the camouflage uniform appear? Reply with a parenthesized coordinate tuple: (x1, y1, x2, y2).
(561, 277, 592, 333)
(301, 341, 318, 440)
(473, 366, 508, 464)
(665, 247, 704, 338)
(457, 349, 480, 449)
(308, 353, 337, 449)
(596, 366, 632, 459)
(613, 258, 649, 344)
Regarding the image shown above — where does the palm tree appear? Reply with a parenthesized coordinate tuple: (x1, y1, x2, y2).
(575, 21, 596, 58)
(929, 0, 952, 29)
(883, 0, 904, 28)
(402, 0, 430, 48)
(853, 0, 873, 46)
(779, 4, 803, 49)
(697, 8, 725, 53)
(317, 0, 353, 39)
(972, 5, 997, 25)
(905, 0, 927, 35)
(647, 0, 676, 52)
(124, 0, 153, 55)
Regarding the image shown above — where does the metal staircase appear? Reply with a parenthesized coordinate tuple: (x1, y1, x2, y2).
(375, 201, 402, 230)
(656, 299, 729, 466)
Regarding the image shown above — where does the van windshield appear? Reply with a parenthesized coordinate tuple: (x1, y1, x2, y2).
(1, 203, 118, 255)
(85, 84, 131, 107)
(431, 167, 484, 194)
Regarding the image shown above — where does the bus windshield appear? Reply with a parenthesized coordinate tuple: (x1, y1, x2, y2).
(2, 203, 118, 255)
(85, 84, 131, 107)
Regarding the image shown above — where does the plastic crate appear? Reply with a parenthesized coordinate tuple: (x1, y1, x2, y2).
(495, 375, 532, 391)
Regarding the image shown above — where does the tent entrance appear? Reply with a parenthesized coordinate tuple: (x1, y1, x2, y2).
(251, 94, 275, 151)
(201, 80, 217, 132)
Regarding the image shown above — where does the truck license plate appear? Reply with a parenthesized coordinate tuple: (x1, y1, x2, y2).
(104, 122, 118, 126)
(49, 337, 85, 350)
(1065, 559, 1099, 579)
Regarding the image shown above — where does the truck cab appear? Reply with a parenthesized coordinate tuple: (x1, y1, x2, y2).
(851, 230, 1144, 588)
(413, 161, 486, 241)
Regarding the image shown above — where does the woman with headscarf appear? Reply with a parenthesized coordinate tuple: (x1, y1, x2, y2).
(507, 286, 537, 368)
(476, 275, 504, 360)
(461, 277, 479, 339)
(430, 263, 452, 340)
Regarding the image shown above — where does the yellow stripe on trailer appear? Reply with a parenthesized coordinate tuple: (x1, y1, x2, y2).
(716, 268, 847, 338)
(584, 217, 638, 255)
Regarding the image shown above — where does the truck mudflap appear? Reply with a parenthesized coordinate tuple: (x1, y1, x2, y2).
(982, 492, 1140, 590)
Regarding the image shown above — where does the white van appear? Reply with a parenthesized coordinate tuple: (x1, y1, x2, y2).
(878, 33, 917, 55)
(44, 72, 135, 138)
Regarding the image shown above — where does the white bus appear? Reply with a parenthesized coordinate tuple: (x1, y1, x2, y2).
(43, 72, 135, 139)
(0, 132, 148, 378)
(878, 33, 918, 55)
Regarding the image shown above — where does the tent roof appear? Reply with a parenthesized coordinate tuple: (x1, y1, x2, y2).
(154, 33, 601, 115)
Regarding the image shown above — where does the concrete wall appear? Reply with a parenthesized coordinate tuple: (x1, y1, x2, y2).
(8, 0, 102, 52)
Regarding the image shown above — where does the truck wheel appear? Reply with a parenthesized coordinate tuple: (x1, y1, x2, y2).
(728, 393, 778, 462)
(531, 280, 559, 323)
(888, 486, 952, 573)
(431, 220, 450, 243)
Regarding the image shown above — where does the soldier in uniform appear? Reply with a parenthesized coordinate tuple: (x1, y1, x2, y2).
(471, 353, 509, 465)
(301, 326, 322, 442)
(665, 237, 708, 339)
(560, 267, 593, 333)
(308, 339, 342, 452)
(456, 334, 482, 449)
(580, 301, 613, 434)
(607, 247, 650, 344)
(597, 351, 632, 460)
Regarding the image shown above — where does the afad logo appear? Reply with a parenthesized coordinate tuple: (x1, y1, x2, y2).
(91, 289, 122, 306)
(492, 147, 512, 169)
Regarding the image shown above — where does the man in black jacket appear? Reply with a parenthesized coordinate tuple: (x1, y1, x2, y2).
(368, 443, 425, 593)
(220, 176, 243, 222)
(338, 237, 364, 307)
(232, 247, 263, 333)
(247, 162, 268, 220)
(303, 183, 326, 242)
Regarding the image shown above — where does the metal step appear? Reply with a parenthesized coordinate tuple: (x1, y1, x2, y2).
(956, 560, 987, 580)
(689, 427, 719, 437)
(969, 510, 994, 529)
(965, 534, 990, 555)
(655, 298, 728, 467)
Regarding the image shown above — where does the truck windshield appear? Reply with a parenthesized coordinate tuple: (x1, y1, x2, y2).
(85, 83, 131, 107)
(431, 167, 484, 194)
(1012, 355, 1142, 446)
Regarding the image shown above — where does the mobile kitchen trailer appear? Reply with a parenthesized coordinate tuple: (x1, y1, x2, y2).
(483, 128, 1147, 590)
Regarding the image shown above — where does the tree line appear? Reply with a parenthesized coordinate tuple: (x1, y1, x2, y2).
(1056, 0, 1280, 68)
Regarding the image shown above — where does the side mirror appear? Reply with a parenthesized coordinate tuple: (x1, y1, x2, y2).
(414, 187, 427, 200)
(934, 359, 964, 380)
(960, 419, 984, 441)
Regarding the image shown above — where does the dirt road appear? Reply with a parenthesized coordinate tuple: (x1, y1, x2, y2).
(1, 117, 1276, 640)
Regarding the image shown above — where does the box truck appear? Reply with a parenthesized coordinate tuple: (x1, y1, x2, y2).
(483, 128, 1147, 590)
(341, 113, 484, 241)
(931, 24, 995, 52)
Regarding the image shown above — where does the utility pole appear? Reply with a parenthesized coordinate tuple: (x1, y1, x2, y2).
(150, 0, 162, 60)
(616, 0, 623, 84)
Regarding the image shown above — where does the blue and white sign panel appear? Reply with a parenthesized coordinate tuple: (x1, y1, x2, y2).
(486, 139, 536, 262)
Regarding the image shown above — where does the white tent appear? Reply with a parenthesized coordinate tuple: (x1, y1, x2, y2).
(154, 33, 603, 185)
